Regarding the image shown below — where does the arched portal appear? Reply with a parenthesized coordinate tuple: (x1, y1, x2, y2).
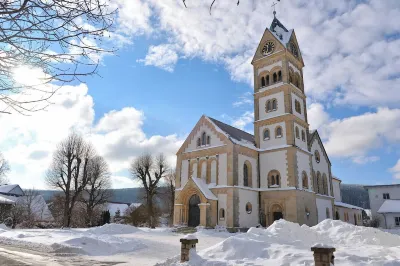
(271, 204, 283, 222)
(188, 195, 201, 227)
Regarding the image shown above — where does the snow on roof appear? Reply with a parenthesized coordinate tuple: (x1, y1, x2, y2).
(206, 116, 256, 149)
(0, 194, 15, 204)
(334, 201, 363, 210)
(0, 184, 22, 195)
(378, 200, 400, 213)
(130, 203, 143, 208)
(269, 16, 293, 46)
(191, 178, 218, 200)
(107, 203, 130, 216)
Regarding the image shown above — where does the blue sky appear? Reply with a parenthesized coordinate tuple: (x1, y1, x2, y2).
(0, 0, 400, 189)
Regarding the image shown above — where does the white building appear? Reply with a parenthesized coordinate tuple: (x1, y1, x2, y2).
(365, 184, 400, 229)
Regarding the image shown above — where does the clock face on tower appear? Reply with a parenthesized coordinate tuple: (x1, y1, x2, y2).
(262, 41, 275, 55)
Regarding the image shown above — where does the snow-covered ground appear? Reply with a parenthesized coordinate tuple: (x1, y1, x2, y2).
(0, 220, 399, 265)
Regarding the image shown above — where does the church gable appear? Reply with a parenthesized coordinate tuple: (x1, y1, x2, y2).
(286, 31, 304, 66)
(309, 130, 331, 166)
(177, 116, 230, 154)
(252, 29, 287, 63)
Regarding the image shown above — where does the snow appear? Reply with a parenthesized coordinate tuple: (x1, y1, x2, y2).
(0, 184, 21, 194)
(0, 194, 15, 204)
(87, 223, 140, 235)
(182, 234, 197, 240)
(191, 178, 218, 200)
(0, 220, 400, 265)
(159, 219, 400, 265)
(335, 201, 364, 210)
(378, 199, 400, 213)
(271, 28, 293, 46)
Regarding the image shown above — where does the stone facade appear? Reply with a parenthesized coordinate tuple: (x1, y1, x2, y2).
(173, 16, 335, 230)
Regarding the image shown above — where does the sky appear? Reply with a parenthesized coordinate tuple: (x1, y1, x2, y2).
(0, 0, 400, 189)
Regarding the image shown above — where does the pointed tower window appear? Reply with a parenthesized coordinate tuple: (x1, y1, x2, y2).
(273, 73, 277, 83)
(201, 132, 206, 145)
(295, 126, 300, 139)
(272, 99, 277, 110)
(207, 136, 211, 145)
(301, 130, 305, 142)
(266, 101, 271, 112)
(263, 129, 270, 140)
(275, 126, 283, 138)
(278, 71, 282, 81)
(243, 163, 249, 187)
(261, 77, 266, 87)
(266, 75, 270, 86)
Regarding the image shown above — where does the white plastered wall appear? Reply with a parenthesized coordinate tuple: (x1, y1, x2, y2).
(238, 154, 258, 188)
(217, 194, 227, 226)
(260, 150, 287, 188)
(367, 186, 400, 224)
(259, 122, 287, 149)
(258, 92, 285, 121)
(218, 153, 227, 185)
(291, 93, 305, 121)
(294, 122, 308, 151)
(296, 151, 311, 190)
(316, 197, 332, 222)
(332, 179, 342, 202)
(310, 139, 331, 196)
(335, 206, 363, 226)
(180, 160, 189, 187)
(185, 124, 224, 152)
(238, 189, 259, 228)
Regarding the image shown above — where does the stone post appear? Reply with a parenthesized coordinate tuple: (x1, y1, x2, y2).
(311, 244, 335, 266)
(180, 235, 198, 263)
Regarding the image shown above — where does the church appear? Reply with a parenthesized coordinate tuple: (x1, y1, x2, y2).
(173, 15, 334, 230)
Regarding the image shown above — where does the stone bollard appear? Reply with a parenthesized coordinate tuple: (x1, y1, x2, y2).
(311, 244, 336, 266)
(180, 234, 198, 263)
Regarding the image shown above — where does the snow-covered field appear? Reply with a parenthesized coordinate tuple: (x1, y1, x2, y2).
(0, 220, 399, 265)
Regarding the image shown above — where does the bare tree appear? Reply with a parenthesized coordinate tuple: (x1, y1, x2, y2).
(82, 155, 112, 227)
(0, 152, 10, 184)
(130, 154, 169, 228)
(46, 132, 95, 227)
(18, 188, 41, 227)
(0, 0, 117, 114)
(164, 169, 175, 226)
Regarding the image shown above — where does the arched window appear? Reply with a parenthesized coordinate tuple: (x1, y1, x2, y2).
(201, 132, 206, 145)
(301, 130, 305, 142)
(246, 202, 252, 214)
(272, 99, 277, 110)
(268, 170, 281, 188)
(219, 208, 225, 220)
(295, 126, 300, 139)
(317, 172, 322, 194)
(275, 126, 282, 138)
(295, 100, 301, 114)
(273, 72, 277, 83)
(302, 172, 308, 189)
(326, 208, 330, 219)
(278, 71, 282, 81)
(263, 129, 270, 140)
(243, 163, 249, 187)
(261, 76, 266, 87)
(315, 150, 320, 163)
(207, 136, 211, 145)
(266, 100, 271, 112)
(289, 73, 293, 83)
(197, 138, 201, 147)
(322, 174, 328, 195)
(266, 75, 270, 86)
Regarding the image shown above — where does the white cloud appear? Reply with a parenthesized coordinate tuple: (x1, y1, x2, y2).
(314, 108, 400, 163)
(0, 84, 184, 189)
(233, 92, 253, 107)
(232, 111, 254, 130)
(137, 44, 179, 72)
(307, 103, 331, 131)
(389, 159, 400, 180)
(118, 0, 400, 107)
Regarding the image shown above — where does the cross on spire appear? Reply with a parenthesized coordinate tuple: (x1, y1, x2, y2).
(271, 0, 280, 17)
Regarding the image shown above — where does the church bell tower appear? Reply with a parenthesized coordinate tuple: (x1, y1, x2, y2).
(252, 13, 311, 189)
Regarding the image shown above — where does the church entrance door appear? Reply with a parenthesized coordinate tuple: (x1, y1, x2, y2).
(273, 212, 283, 221)
(188, 195, 200, 227)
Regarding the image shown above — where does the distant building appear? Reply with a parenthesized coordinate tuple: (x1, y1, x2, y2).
(365, 184, 400, 229)
(332, 177, 363, 225)
(0, 184, 54, 222)
(105, 202, 143, 218)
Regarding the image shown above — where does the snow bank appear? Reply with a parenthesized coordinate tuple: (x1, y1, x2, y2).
(86, 223, 139, 235)
(159, 219, 400, 265)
